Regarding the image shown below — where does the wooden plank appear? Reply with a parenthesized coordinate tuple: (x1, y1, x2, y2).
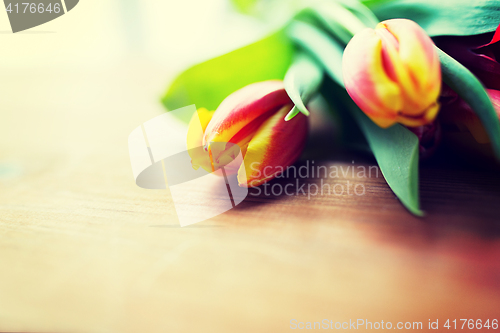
(1, 66, 499, 333)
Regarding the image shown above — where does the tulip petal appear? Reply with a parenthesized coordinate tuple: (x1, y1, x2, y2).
(186, 108, 243, 175)
(396, 102, 440, 128)
(203, 80, 292, 146)
(237, 105, 307, 187)
(186, 108, 215, 172)
(343, 27, 402, 128)
(187, 107, 214, 151)
(480, 23, 500, 48)
(381, 19, 441, 116)
(488, 89, 500, 117)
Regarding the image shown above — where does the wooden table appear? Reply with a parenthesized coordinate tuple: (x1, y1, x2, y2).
(1, 63, 499, 333)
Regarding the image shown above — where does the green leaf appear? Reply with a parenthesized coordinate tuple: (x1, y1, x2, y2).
(364, 0, 500, 36)
(437, 46, 500, 160)
(351, 107, 423, 216)
(336, 0, 380, 29)
(295, 0, 378, 45)
(162, 30, 294, 118)
(301, 8, 355, 45)
(305, 1, 375, 45)
(286, 21, 345, 86)
(320, 76, 422, 215)
(283, 53, 323, 121)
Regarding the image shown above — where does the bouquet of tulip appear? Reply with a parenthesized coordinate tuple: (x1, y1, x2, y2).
(162, 0, 500, 215)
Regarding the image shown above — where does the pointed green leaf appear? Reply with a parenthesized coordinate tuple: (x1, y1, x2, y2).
(351, 108, 423, 216)
(284, 54, 323, 121)
(437, 46, 500, 160)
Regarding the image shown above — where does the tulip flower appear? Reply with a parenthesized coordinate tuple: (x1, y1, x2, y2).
(343, 19, 442, 128)
(186, 80, 308, 188)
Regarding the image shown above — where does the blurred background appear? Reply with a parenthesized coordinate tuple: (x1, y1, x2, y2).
(0, 0, 272, 187)
(0, 0, 269, 71)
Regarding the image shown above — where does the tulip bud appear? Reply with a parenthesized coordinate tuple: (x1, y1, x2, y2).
(343, 19, 441, 128)
(187, 80, 308, 188)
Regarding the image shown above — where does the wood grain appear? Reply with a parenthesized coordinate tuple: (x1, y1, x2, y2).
(1, 64, 499, 333)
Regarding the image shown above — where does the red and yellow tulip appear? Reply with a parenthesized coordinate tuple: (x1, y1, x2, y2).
(187, 80, 308, 187)
(343, 18, 441, 128)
